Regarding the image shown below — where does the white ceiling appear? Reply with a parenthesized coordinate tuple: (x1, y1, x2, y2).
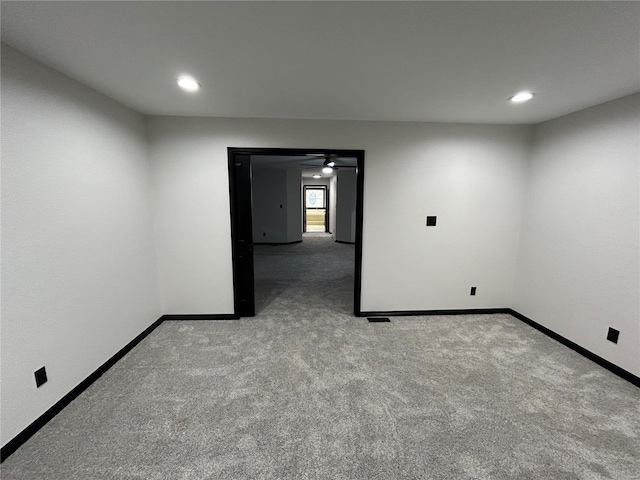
(2, 1, 639, 124)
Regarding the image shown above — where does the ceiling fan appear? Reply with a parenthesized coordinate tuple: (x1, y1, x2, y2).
(300, 154, 357, 173)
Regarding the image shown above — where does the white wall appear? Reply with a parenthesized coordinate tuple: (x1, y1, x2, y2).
(148, 116, 530, 314)
(286, 169, 302, 243)
(303, 177, 330, 188)
(335, 169, 357, 243)
(329, 176, 337, 238)
(252, 168, 288, 243)
(513, 93, 640, 376)
(1, 45, 161, 446)
(250, 168, 301, 244)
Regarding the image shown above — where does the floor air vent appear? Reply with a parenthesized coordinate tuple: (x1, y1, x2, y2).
(368, 317, 391, 323)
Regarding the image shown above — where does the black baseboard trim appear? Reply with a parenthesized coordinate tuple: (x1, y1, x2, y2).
(335, 240, 356, 245)
(254, 240, 303, 246)
(508, 309, 639, 388)
(5, 306, 636, 462)
(359, 308, 511, 317)
(161, 314, 238, 321)
(1, 316, 165, 463)
(360, 307, 639, 387)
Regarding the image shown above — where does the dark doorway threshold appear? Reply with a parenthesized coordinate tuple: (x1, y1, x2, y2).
(228, 147, 365, 317)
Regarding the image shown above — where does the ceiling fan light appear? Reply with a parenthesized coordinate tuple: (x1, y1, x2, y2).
(322, 158, 336, 168)
(322, 167, 333, 174)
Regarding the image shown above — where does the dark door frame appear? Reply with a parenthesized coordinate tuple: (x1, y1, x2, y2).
(227, 153, 255, 317)
(303, 185, 329, 233)
(228, 147, 365, 317)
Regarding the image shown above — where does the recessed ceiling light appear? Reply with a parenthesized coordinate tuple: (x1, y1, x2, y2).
(177, 75, 200, 92)
(322, 167, 333, 174)
(509, 91, 534, 103)
(312, 174, 321, 179)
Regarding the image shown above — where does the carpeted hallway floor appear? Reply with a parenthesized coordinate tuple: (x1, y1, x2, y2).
(2, 234, 639, 479)
(254, 232, 355, 317)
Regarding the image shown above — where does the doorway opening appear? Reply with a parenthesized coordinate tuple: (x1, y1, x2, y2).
(228, 148, 365, 317)
(304, 185, 328, 233)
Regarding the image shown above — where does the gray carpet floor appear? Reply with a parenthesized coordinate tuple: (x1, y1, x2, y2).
(2, 233, 639, 479)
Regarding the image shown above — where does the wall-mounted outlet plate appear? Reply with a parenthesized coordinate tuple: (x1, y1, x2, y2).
(607, 327, 620, 344)
(34, 366, 48, 387)
(426, 216, 437, 226)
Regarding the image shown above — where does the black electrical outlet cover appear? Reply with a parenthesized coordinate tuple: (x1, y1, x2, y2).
(34, 367, 48, 388)
(368, 317, 391, 323)
(470, 287, 477, 296)
(426, 216, 437, 226)
(607, 327, 620, 344)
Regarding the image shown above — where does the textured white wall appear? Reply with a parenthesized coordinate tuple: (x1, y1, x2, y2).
(252, 168, 288, 243)
(329, 176, 337, 238)
(302, 177, 330, 188)
(1, 46, 161, 446)
(513, 94, 640, 376)
(302, 176, 331, 191)
(286, 170, 302, 243)
(335, 169, 357, 243)
(147, 116, 530, 314)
